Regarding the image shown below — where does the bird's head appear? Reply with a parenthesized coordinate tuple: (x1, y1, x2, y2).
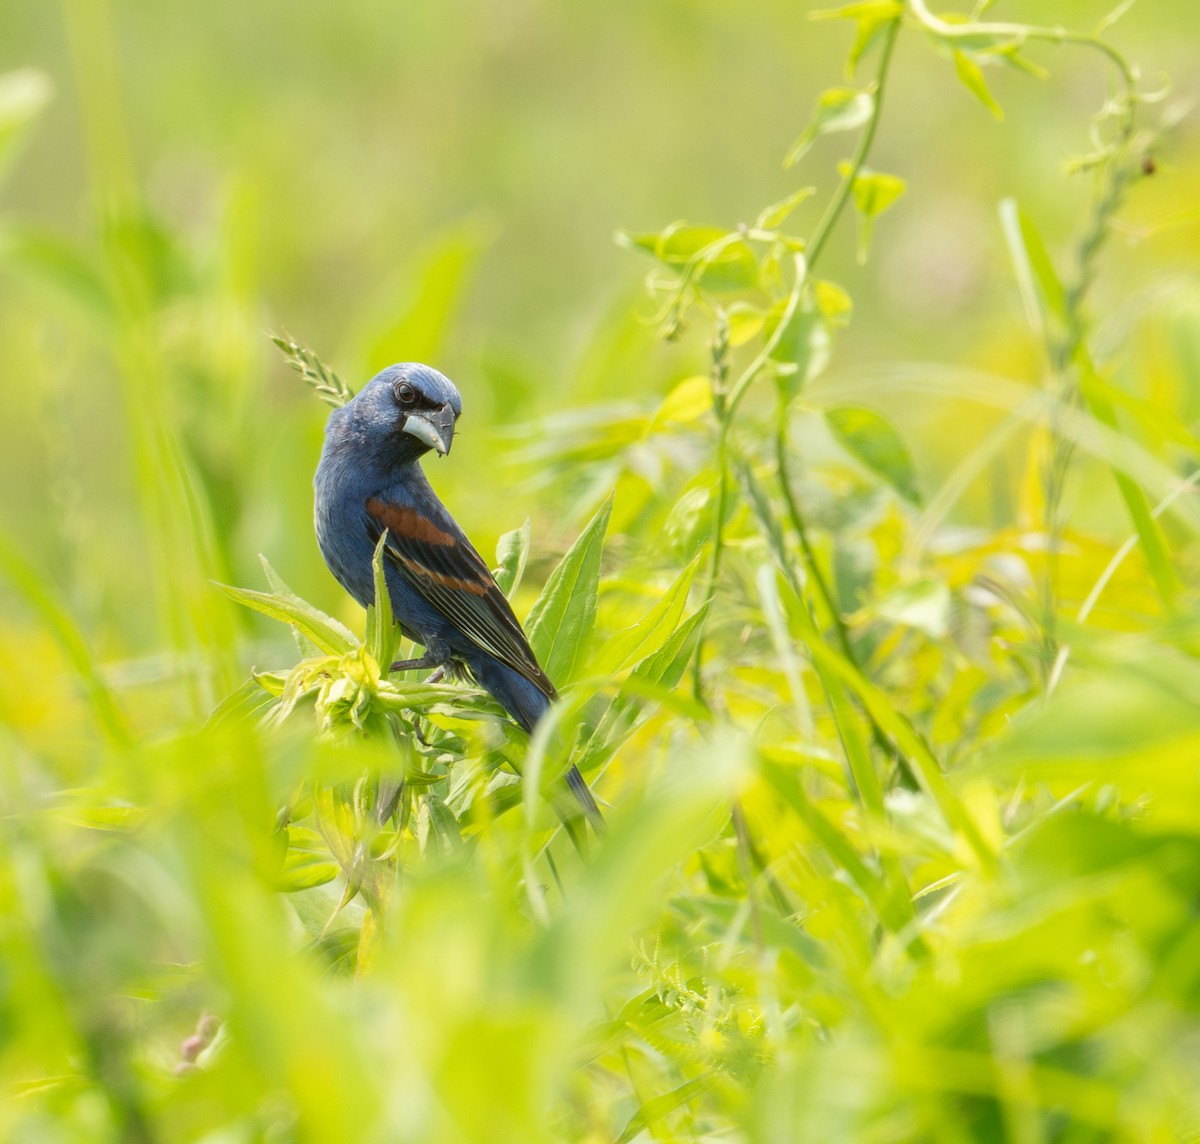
(343, 363, 463, 462)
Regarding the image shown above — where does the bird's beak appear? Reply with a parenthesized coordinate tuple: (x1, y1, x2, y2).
(402, 404, 456, 456)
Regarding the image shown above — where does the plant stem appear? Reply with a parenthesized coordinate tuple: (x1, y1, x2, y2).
(772, 17, 899, 665)
(1038, 104, 1150, 685)
(805, 17, 900, 271)
(692, 19, 901, 704)
(694, 256, 805, 699)
(906, 0, 1138, 99)
(693, 421, 731, 700)
(774, 416, 855, 665)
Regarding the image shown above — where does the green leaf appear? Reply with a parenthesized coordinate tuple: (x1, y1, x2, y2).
(616, 1075, 712, 1143)
(726, 302, 766, 347)
(493, 520, 531, 598)
(1078, 357, 1179, 608)
(618, 223, 724, 264)
(868, 577, 951, 639)
(754, 187, 817, 231)
(769, 292, 832, 402)
(785, 88, 875, 167)
(371, 681, 475, 714)
(594, 557, 701, 675)
(841, 165, 906, 263)
(768, 277, 853, 402)
(825, 406, 922, 505)
(279, 850, 341, 892)
(206, 676, 278, 728)
(954, 50, 1004, 120)
(648, 376, 712, 429)
(760, 758, 907, 930)
(366, 532, 397, 670)
(849, 5, 903, 73)
(575, 604, 710, 776)
(813, 279, 853, 325)
(526, 493, 613, 684)
(216, 560, 358, 656)
(630, 603, 709, 691)
(616, 224, 758, 292)
(738, 478, 881, 814)
(998, 197, 1067, 338)
(259, 555, 321, 658)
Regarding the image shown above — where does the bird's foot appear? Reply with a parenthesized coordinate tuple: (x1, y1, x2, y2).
(389, 653, 446, 673)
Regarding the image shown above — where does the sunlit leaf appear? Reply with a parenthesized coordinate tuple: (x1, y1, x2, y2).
(279, 850, 341, 892)
(366, 532, 397, 671)
(616, 224, 758, 291)
(493, 520, 531, 598)
(650, 375, 712, 428)
(866, 577, 951, 638)
(825, 405, 922, 504)
(786, 87, 875, 167)
(770, 301, 831, 403)
(526, 492, 613, 683)
(811, 2, 903, 75)
(840, 164, 906, 262)
(954, 50, 1004, 120)
(595, 557, 701, 675)
(216, 558, 358, 656)
(754, 187, 817, 231)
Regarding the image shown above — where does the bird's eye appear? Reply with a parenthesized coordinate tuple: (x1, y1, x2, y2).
(395, 382, 416, 406)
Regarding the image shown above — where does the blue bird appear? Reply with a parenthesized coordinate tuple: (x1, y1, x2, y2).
(314, 363, 601, 830)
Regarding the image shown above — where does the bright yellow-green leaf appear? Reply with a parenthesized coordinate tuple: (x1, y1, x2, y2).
(651, 375, 712, 427)
(839, 164, 906, 262)
(954, 50, 1004, 120)
(786, 88, 874, 167)
(825, 405, 922, 504)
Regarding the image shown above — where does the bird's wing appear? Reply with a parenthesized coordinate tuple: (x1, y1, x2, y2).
(365, 497, 555, 699)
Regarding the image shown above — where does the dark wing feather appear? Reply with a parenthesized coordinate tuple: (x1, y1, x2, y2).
(365, 498, 555, 699)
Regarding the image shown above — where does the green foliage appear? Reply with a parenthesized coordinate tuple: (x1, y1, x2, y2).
(2, 3, 1200, 1142)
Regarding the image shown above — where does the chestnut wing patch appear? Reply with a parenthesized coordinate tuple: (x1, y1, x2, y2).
(366, 497, 554, 697)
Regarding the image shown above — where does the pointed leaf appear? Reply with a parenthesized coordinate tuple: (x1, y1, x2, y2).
(259, 554, 322, 657)
(841, 165, 906, 262)
(616, 225, 758, 291)
(575, 604, 710, 775)
(769, 292, 833, 402)
(786, 87, 874, 167)
(366, 532, 397, 669)
(595, 557, 701, 675)
(954, 50, 1004, 119)
(493, 520, 531, 597)
(216, 571, 357, 656)
(278, 850, 341, 892)
(754, 187, 817, 231)
(998, 197, 1067, 338)
(825, 406, 922, 504)
(617, 1076, 712, 1144)
(526, 493, 613, 683)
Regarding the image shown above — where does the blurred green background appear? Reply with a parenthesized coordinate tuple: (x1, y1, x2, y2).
(4, 1, 1200, 1141)
(3, 0, 1197, 690)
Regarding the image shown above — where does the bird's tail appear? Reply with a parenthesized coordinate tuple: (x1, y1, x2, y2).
(468, 655, 604, 833)
(565, 763, 605, 834)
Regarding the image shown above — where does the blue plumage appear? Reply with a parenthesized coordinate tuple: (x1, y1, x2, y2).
(313, 363, 600, 828)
